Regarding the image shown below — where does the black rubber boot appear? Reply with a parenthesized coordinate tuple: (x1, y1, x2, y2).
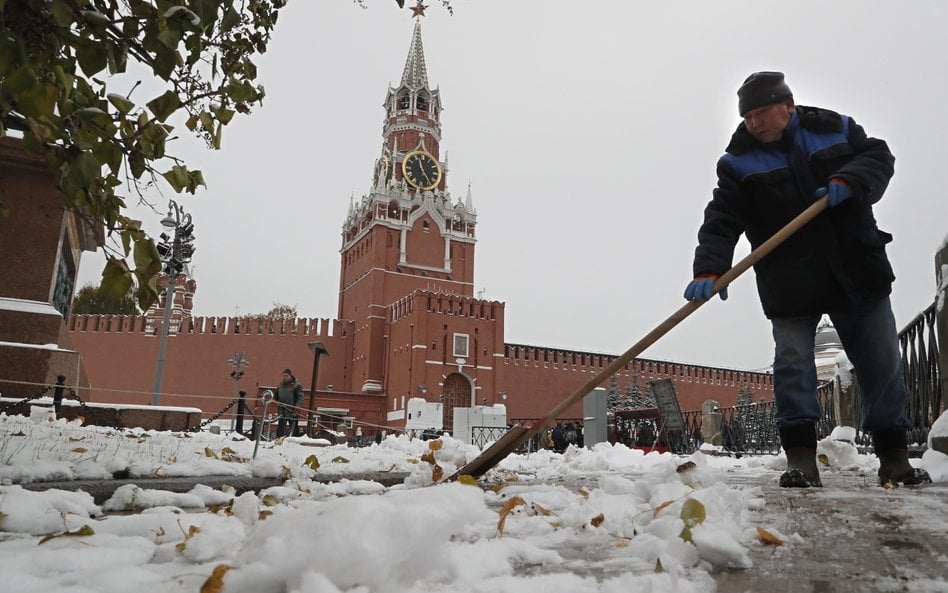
(873, 430, 932, 487)
(778, 424, 822, 488)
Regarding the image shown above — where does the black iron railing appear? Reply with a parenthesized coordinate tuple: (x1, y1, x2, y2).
(898, 301, 942, 447)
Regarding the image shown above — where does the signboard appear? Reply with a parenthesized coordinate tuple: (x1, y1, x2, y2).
(649, 378, 685, 432)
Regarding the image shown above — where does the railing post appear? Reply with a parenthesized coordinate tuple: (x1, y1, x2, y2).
(235, 390, 246, 435)
(936, 243, 947, 410)
(253, 391, 273, 460)
(53, 374, 66, 418)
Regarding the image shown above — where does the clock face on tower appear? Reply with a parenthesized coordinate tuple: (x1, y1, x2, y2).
(402, 150, 442, 190)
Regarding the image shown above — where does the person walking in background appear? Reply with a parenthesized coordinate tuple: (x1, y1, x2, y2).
(685, 71, 930, 488)
(275, 368, 304, 438)
(551, 422, 568, 453)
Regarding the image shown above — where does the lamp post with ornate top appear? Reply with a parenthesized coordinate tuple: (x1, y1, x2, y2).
(150, 200, 196, 406)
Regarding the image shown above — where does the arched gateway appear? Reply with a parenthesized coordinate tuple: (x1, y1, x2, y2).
(441, 372, 471, 429)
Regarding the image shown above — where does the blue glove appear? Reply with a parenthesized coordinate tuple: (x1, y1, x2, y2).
(684, 274, 728, 302)
(815, 178, 853, 207)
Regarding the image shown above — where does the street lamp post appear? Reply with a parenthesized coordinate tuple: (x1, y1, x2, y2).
(150, 200, 196, 406)
(228, 352, 250, 433)
(307, 341, 329, 437)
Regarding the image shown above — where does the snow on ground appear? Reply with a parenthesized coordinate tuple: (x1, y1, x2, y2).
(0, 411, 946, 593)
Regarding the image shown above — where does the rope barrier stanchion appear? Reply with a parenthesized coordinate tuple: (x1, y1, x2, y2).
(253, 391, 274, 460)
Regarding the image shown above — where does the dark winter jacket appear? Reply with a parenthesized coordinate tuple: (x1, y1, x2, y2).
(693, 106, 896, 318)
(276, 377, 304, 418)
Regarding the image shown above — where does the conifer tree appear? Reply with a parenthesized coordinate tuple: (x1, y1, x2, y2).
(607, 375, 622, 411)
(625, 371, 655, 409)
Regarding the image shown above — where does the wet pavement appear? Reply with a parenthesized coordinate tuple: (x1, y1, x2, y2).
(712, 470, 948, 593)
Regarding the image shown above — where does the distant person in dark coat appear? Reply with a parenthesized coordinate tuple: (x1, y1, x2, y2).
(275, 368, 304, 438)
(551, 423, 568, 453)
(685, 71, 929, 488)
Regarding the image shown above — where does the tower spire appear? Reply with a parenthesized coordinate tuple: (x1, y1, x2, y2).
(400, 17, 429, 90)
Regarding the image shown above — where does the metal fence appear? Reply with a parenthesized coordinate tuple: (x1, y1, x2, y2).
(898, 301, 942, 447)
(470, 426, 509, 449)
(683, 301, 941, 455)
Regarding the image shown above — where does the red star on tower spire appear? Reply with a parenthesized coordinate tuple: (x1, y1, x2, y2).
(410, 1, 428, 18)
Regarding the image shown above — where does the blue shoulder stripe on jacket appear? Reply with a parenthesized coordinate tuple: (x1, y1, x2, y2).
(720, 115, 850, 181)
(720, 149, 787, 181)
(793, 114, 850, 160)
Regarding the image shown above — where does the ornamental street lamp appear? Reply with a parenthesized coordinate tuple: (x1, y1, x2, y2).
(150, 200, 196, 406)
(228, 352, 250, 433)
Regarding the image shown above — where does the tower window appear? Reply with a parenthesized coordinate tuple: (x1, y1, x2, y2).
(398, 93, 410, 110)
(417, 95, 428, 111)
(422, 220, 430, 232)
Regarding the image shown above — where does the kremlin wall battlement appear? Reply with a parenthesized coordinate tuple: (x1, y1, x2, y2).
(69, 313, 351, 339)
(390, 290, 502, 323)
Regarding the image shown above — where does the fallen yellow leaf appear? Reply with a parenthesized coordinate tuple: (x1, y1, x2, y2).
(497, 495, 526, 536)
(200, 564, 233, 593)
(680, 498, 706, 528)
(531, 502, 553, 516)
(457, 475, 478, 486)
(653, 500, 674, 517)
(428, 439, 443, 451)
(175, 525, 200, 552)
(756, 526, 784, 546)
(38, 524, 95, 545)
(590, 513, 605, 528)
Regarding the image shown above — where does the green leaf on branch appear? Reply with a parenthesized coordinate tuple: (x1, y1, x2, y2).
(101, 257, 133, 300)
(133, 235, 161, 275)
(163, 165, 190, 193)
(163, 165, 206, 194)
(49, 0, 74, 26)
(221, 7, 241, 33)
(146, 91, 181, 122)
(2, 66, 37, 95)
(77, 43, 108, 77)
(215, 106, 236, 125)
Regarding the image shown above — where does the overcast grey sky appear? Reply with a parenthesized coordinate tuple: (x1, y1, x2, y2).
(78, 1, 948, 372)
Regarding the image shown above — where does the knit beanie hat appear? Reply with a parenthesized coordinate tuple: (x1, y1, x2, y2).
(283, 368, 292, 375)
(737, 71, 793, 116)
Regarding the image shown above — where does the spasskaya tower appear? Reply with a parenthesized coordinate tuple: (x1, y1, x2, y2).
(338, 6, 478, 394)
